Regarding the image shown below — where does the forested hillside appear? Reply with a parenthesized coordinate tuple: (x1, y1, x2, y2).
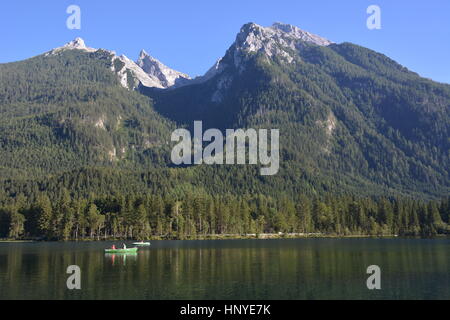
(145, 25, 450, 199)
(0, 23, 449, 240)
(0, 49, 175, 180)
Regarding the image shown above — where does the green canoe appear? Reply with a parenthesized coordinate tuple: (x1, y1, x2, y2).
(104, 247, 138, 254)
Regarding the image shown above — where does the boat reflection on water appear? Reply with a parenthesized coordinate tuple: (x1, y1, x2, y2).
(104, 252, 138, 266)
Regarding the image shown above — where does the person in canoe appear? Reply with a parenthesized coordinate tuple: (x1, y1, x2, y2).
(123, 243, 127, 249)
(111, 244, 116, 250)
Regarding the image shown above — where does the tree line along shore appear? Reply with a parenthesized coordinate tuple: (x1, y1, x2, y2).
(0, 190, 449, 241)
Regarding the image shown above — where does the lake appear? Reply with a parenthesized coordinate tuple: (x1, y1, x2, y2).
(0, 238, 448, 300)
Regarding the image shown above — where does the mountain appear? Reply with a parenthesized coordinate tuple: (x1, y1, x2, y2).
(0, 41, 176, 181)
(142, 22, 450, 198)
(0, 23, 448, 200)
(47, 38, 189, 90)
(143, 22, 338, 125)
(137, 50, 190, 88)
(1, 23, 449, 241)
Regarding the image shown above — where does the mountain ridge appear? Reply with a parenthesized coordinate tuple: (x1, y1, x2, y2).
(141, 22, 449, 198)
(45, 37, 191, 90)
(0, 22, 448, 199)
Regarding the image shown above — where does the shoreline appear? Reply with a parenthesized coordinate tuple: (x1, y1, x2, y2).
(2, 233, 448, 243)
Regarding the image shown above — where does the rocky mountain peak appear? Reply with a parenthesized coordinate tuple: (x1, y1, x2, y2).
(136, 50, 190, 88)
(45, 39, 190, 90)
(65, 37, 87, 50)
(270, 22, 333, 46)
(234, 22, 333, 57)
(47, 37, 97, 55)
(214, 22, 334, 72)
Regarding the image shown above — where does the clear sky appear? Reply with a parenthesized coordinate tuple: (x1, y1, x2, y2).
(1, 0, 449, 83)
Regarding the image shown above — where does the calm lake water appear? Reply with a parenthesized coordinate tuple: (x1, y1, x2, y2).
(0, 238, 448, 300)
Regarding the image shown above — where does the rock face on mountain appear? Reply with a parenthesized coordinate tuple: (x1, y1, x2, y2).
(136, 50, 190, 88)
(46, 37, 97, 54)
(47, 38, 190, 90)
(190, 22, 334, 85)
(233, 22, 333, 64)
(111, 54, 166, 89)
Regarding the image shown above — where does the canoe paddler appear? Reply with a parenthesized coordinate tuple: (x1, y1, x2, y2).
(112, 244, 116, 249)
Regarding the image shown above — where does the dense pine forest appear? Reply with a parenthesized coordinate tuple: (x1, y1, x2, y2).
(1, 190, 448, 240)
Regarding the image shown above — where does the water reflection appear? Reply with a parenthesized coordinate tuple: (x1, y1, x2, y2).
(0, 239, 448, 300)
(104, 253, 138, 266)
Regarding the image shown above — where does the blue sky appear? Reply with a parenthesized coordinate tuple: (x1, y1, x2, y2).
(1, 0, 449, 83)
